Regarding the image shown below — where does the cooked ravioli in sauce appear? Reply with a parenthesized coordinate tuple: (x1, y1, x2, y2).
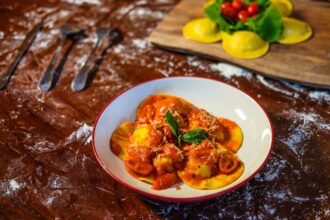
(110, 94, 244, 190)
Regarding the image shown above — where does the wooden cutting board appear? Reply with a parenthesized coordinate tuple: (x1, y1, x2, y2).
(149, 0, 330, 88)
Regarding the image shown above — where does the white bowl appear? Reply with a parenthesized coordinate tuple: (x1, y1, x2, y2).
(92, 77, 273, 202)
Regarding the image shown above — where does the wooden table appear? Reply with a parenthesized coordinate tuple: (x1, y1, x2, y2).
(0, 0, 329, 218)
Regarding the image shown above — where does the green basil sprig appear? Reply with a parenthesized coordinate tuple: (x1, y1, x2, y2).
(180, 129, 208, 144)
(165, 110, 179, 138)
(165, 110, 208, 148)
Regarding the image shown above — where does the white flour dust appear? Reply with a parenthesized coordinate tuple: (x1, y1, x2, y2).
(66, 123, 93, 145)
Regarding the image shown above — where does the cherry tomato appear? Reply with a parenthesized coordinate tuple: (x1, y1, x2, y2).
(220, 2, 232, 11)
(163, 125, 174, 142)
(152, 173, 178, 190)
(237, 10, 248, 22)
(126, 158, 153, 176)
(222, 7, 237, 21)
(247, 3, 259, 16)
(232, 0, 244, 11)
(219, 153, 239, 174)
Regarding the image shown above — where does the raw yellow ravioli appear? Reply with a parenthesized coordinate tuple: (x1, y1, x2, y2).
(183, 18, 222, 43)
(278, 17, 313, 44)
(222, 31, 269, 59)
(271, 0, 293, 16)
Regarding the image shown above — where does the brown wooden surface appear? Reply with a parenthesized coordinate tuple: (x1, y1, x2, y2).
(1, 0, 330, 219)
(149, 0, 330, 88)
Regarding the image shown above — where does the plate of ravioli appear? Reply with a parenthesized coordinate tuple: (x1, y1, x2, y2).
(92, 77, 273, 202)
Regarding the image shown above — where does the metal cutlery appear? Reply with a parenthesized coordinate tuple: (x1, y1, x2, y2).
(71, 27, 110, 92)
(0, 22, 43, 90)
(38, 25, 85, 92)
(71, 27, 122, 92)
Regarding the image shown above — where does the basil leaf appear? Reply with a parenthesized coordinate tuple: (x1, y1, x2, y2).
(204, 1, 233, 33)
(204, 2, 221, 22)
(165, 110, 179, 138)
(178, 134, 182, 148)
(246, 17, 257, 32)
(234, 21, 250, 31)
(255, 0, 270, 10)
(182, 129, 208, 144)
(254, 5, 283, 42)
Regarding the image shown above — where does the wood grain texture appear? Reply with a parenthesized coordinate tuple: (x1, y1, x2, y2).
(149, 0, 330, 88)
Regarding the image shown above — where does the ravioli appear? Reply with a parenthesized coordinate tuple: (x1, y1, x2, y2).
(203, 0, 215, 9)
(110, 122, 135, 160)
(130, 124, 162, 147)
(222, 31, 269, 59)
(218, 118, 243, 153)
(136, 94, 167, 116)
(124, 159, 156, 184)
(271, 0, 293, 16)
(136, 94, 193, 126)
(110, 94, 245, 190)
(183, 18, 222, 43)
(178, 164, 244, 189)
(178, 140, 244, 190)
(278, 17, 312, 44)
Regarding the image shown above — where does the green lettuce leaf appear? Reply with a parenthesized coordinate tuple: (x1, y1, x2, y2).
(253, 5, 283, 42)
(204, 0, 282, 42)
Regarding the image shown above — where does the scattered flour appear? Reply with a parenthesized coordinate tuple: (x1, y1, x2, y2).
(279, 80, 307, 93)
(129, 8, 165, 20)
(113, 44, 125, 54)
(309, 90, 330, 103)
(206, 62, 328, 104)
(288, 110, 330, 131)
(4, 180, 22, 196)
(282, 126, 311, 156)
(132, 38, 149, 50)
(117, 7, 132, 16)
(62, 0, 101, 5)
(66, 123, 93, 144)
(9, 180, 21, 191)
(46, 197, 55, 206)
(279, 80, 330, 103)
(210, 62, 253, 79)
(257, 75, 297, 97)
(187, 56, 208, 71)
(34, 36, 54, 50)
(28, 139, 57, 154)
(158, 69, 170, 77)
(75, 54, 89, 68)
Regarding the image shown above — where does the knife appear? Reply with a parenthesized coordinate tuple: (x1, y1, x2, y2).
(0, 22, 43, 90)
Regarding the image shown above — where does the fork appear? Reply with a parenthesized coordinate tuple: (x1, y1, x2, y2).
(38, 25, 84, 92)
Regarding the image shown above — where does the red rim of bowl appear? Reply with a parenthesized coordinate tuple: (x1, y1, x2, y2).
(92, 76, 274, 203)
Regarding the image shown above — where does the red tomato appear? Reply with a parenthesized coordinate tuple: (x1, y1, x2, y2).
(222, 7, 237, 21)
(220, 2, 232, 11)
(219, 153, 239, 174)
(247, 3, 259, 16)
(232, 0, 244, 11)
(237, 10, 248, 22)
(152, 173, 178, 190)
(126, 158, 153, 176)
(163, 125, 174, 142)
